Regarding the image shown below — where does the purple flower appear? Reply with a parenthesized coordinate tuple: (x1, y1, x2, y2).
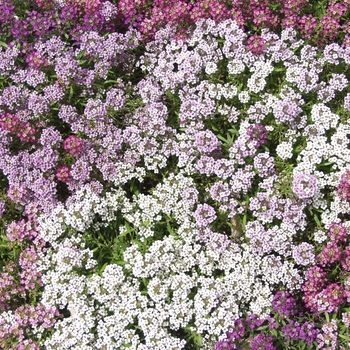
(0, 200, 5, 219)
(64, 135, 83, 157)
(253, 152, 275, 178)
(299, 322, 320, 346)
(246, 123, 268, 146)
(292, 174, 317, 199)
(250, 334, 276, 350)
(246, 34, 265, 55)
(315, 283, 345, 313)
(302, 266, 327, 295)
(245, 314, 264, 330)
(194, 130, 221, 154)
(316, 241, 342, 267)
(272, 291, 298, 318)
(273, 99, 302, 125)
(215, 339, 235, 350)
(56, 165, 71, 183)
(226, 319, 245, 341)
(282, 320, 301, 341)
(341, 245, 350, 272)
(328, 222, 348, 243)
(292, 242, 315, 266)
(193, 203, 217, 228)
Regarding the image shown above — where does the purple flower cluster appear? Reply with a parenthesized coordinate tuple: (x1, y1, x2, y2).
(271, 291, 299, 318)
(292, 173, 318, 200)
(63, 135, 83, 157)
(193, 203, 217, 228)
(327, 222, 348, 243)
(282, 321, 319, 345)
(0, 303, 59, 347)
(250, 334, 276, 350)
(246, 124, 268, 147)
(6, 219, 38, 243)
(0, 113, 38, 143)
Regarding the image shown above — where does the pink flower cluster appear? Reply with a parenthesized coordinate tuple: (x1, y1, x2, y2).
(25, 51, 48, 70)
(302, 222, 350, 313)
(56, 165, 71, 183)
(116, 0, 350, 47)
(63, 135, 83, 157)
(337, 169, 350, 202)
(0, 113, 38, 143)
(6, 219, 38, 243)
(303, 266, 344, 313)
(0, 303, 59, 347)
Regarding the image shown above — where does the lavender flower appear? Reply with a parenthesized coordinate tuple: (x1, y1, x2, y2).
(282, 320, 301, 341)
(193, 203, 217, 228)
(292, 242, 315, 266)
(215, 340, 235, 350)
(292, 173, 318, 199)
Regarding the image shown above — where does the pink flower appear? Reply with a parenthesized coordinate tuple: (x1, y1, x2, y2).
(247, 34, 265, 55)
(63, 135, 83, 157)
(56, 165, 71, 183)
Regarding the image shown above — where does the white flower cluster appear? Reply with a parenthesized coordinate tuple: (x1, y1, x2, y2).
(35, 169, 306, 349)
(247, 59, 274, 93)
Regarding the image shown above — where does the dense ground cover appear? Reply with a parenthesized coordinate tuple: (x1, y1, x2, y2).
(1, 0, 350, 349)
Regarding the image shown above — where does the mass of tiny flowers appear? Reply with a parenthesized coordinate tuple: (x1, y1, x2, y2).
(0, 0, 350, 349)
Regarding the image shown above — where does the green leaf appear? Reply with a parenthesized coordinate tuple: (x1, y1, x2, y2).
(104, 80, 120, 84)
(69, 85, 74, 99)
(242, 213, 247, 228)
(217, 134, 228, 143)
(313, 213, 321, 227)
(166, 222, 176, 236)
(339, 334, 350, 341)
(270, 329, 278, 337)
(76, 49, 86, 60)
(99, 262, 109, 274)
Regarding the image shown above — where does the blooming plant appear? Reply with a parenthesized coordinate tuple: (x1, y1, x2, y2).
(1, 0, 350, 349)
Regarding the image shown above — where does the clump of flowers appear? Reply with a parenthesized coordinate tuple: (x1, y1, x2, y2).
(292, 173, 318, 199)
(271, 291, 299, 318)
(327, 222, 348, 243)
(0, 113, 38, 143)
(55, 165, 71, 183)
(63, 135, 83, 157)
(337, 169, 350, 202)
(246, 34, 265, 55)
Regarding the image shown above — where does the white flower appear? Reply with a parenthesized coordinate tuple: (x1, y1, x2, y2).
(276, 141, 293, 160)
(227, 59, 245, 74)
(238, 91, 250, 103)
(247, 75, 267, 93)
(314, 230, 328, 243)
(205, 61, 218, 74)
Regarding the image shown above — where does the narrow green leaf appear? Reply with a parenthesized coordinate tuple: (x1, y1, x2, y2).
(217, 134, 228, 143)
(339, 334, 350, 341)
